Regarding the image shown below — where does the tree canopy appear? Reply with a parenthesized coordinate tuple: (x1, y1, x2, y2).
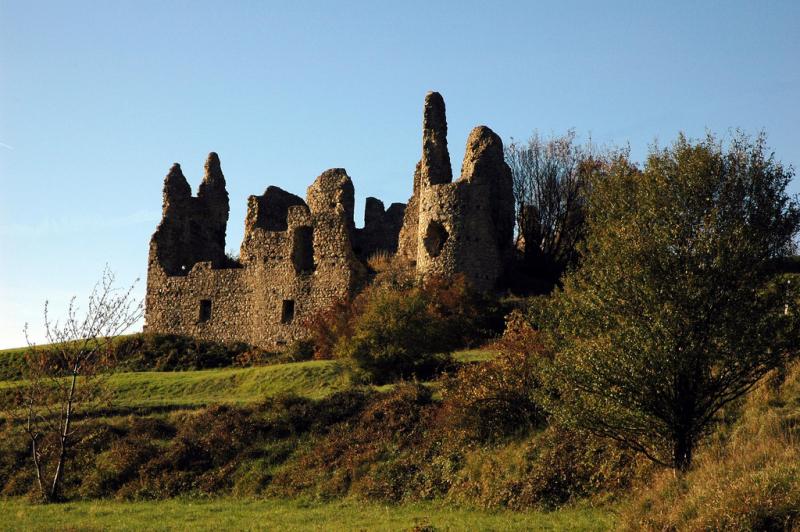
(548, 132, 800, 471)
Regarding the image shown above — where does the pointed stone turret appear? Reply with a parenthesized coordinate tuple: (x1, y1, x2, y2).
(197, 152, 229, 223)
(420, 91, 452, 187)
(460, 126, 507, 184)
(364, 197, 386, 226)
(162, 163, 191, 216)
(397, 91, 453, 263)
(198, 152, 226, 194)
(197, 152, 229, 264)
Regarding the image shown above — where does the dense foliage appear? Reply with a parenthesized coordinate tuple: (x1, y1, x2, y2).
(548, 132, 800, 471)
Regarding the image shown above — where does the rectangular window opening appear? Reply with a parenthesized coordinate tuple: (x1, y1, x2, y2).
(281, 299, 295, 324)
(199, 299, 212, 323)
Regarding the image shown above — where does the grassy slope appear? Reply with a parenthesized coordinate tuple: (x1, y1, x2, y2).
(106, 360, 351, 408)
(0, 335, 137, 381)
(0, 347, 619, 531)
(619, 361, 800, 530)
(0, 497, 614, 531)
(0, 349, 496, 409)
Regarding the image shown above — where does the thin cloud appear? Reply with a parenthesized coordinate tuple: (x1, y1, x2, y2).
(0, 142, 15, 150)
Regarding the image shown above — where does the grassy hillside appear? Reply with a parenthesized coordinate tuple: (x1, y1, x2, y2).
(0, 335, 139, 381)
(0, 497, 614, 531)
(3, 337, 798, 529)
(621, 361, 800, 530)
(104, 360, 351, 408)
(0, 348, 495, 410)
(0, 346, 28, 381)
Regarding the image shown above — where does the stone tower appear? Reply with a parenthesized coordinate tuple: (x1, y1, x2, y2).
(398, 92, 515, 291)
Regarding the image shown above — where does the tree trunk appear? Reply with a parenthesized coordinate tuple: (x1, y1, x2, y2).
(673, 433, 693, 473)
(30, 438, 47, 502)
(50, 371, 78, 501)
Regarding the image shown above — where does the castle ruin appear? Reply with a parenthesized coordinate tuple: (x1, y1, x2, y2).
(144, 92, 514, 348)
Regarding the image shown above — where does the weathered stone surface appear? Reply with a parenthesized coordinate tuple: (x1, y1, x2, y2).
(400, 94, 515, 291)
(398, 92, 452, 263)
(396, 162, 423, 264)
(420, 91, 452, 187)
(245, 186, 306, 233)
(460, 126, 516, 264)
(150, 154, 230, 276)
(162, 163, 191, 215)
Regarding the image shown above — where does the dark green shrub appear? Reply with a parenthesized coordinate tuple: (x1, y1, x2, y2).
(308, 275, 506, 372)
(335, 287, 453, 383)
(80, 435, 161, 498)
(283, 339, 316, 361)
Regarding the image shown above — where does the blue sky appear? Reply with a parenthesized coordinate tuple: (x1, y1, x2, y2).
(1, 1, 798, 348)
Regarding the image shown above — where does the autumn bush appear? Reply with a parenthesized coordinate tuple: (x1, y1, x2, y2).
(269, 383, 436, 500)
(334, 287, 454, 383)
(440, 310, 548, 442)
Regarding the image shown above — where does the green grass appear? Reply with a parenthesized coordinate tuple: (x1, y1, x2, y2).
(0, 497, 614, 531)
(0, 346, 27, 381)
(0, 348, 497, 410)
(106, 359, 351, 408)
(0, 360, 352, 410)
(452, 348, 497, 363)
(0, 335, 139, 381)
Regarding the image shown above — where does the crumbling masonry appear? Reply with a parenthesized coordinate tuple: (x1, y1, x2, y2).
(145, 92, 515, 348)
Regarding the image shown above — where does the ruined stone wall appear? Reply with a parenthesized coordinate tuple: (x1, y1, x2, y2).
(145, 160, 372, 349)
(400, 93, 515, 291)
(396, 164, 422, 265)
(150, 154, 229, 275)
(145, 91, 515, 350)
(238, 187, 313, 347)
(144, 261, 251, 344)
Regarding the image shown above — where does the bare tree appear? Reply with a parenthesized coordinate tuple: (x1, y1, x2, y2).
(6, 267, 142, 502)
(505, 131, 597, 287)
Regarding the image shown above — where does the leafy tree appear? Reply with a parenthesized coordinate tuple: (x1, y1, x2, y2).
(548, 132, 800, 472)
